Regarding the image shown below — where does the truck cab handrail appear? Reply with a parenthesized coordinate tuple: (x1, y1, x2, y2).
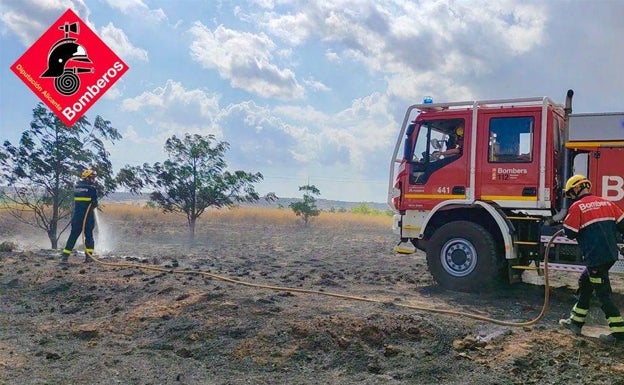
(387, 96, 561, 208)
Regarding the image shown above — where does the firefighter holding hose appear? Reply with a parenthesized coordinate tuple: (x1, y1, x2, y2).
(559, 174, 624, 344)
(59, 169, 98, 266)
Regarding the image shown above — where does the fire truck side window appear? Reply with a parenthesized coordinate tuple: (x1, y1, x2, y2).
(488, 117, 534, 163)
(573, 153, 589, 176)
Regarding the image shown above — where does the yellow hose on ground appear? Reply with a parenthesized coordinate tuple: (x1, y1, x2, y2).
(78, 205, 563, 327)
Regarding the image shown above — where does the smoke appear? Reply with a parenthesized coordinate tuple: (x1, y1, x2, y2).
(8, 233, 51, 251)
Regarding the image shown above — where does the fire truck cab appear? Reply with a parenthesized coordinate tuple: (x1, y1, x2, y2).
(388, 90, 624, 292)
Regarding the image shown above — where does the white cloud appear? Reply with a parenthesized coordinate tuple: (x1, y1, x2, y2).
(0, 12, 48, 46)
(260, 11, 313, 45)
(303, 77, 331, 92)
(121, 80, 222, 138)
(188, 23, 305, 100)
(99, 22, 148, 62)
(102, 0, 166, 22)
(248, 0, 275, 9)
(325, 50, 340, 62)
(251, 0, 548, 102)
(0, 0, 90, 46)
(102, 85, 122, 99)
(215, 90, 396, 177)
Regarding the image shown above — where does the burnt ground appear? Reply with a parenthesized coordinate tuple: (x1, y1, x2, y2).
(1, 205, 624, 385)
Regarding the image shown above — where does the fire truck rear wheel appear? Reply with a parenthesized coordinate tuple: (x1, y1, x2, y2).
(426, 221, 501, 292)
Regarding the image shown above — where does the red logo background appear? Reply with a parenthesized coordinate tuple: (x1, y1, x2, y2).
(10, 9, 128, 126)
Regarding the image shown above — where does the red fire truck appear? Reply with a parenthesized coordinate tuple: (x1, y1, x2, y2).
(388, 90, 624, 291)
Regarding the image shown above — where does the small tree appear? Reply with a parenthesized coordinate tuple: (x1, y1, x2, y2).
(117, 133, 264, 243)
(289, 184, 320, 226)
(0, 103, 121, 248)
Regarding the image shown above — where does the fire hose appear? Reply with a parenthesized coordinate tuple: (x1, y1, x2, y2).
(80, 204, 564, 327)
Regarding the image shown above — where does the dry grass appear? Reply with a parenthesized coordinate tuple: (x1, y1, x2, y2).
(99, 202, 392, 229)
(0, 202, 393, 252)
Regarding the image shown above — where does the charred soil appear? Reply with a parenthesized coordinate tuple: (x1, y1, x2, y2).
(1, 205, 624, 385)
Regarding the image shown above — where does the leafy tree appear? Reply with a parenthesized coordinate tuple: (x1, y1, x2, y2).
(289, 184, 320, 226)
(0, 103, 121, 248)
(117, 133, 263, 243)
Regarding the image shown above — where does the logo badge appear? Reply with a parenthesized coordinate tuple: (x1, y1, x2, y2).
(10, 9, 128, 126)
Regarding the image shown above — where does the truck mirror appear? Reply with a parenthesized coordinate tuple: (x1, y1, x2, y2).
(403, 138, 412, 161)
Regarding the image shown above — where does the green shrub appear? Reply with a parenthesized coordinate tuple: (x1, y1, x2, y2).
(0, 241, 17, 252)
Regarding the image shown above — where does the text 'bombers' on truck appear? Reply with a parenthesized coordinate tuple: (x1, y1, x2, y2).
(388, 90, 624, 292)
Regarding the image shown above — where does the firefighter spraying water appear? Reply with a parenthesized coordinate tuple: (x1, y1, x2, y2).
(59, 169, 98, 266)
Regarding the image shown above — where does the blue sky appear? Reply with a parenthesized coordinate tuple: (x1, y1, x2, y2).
(1, 0, 623, 203)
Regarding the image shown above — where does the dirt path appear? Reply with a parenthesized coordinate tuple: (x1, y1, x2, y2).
(1, 206, 623, 384)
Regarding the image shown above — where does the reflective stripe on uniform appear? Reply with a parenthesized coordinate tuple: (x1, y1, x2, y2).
(589, 276, 603, 284)
(62, 249, 71, 255)
(74, 197, 92, 201)
(607, 316, 624, 324)
(607, 316, 624, 333)
(572, 305, 589, 315)
(570, 304, 588, 324)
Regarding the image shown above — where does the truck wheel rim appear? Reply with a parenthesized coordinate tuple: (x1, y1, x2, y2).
(440, 238, 477, 277)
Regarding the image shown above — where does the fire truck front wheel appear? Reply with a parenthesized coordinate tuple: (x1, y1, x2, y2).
(426, 221, 501, 292)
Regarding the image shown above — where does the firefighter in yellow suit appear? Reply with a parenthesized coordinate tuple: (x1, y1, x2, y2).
(59, 169, 98, 265)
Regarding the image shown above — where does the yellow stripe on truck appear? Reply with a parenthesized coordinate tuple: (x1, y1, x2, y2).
(481, 195, 537, 201)
(404, 194, 466, 199)
(403, 194, 537, 201)
(566, 141, 624, 148)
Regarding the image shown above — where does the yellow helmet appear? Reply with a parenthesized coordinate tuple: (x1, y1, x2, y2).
(81, 169, 97, 179)
(455, 126, 464, 136)
(564, 174, 591, 198)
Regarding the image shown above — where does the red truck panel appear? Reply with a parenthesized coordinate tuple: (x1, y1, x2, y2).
(589, 147, 624, 211)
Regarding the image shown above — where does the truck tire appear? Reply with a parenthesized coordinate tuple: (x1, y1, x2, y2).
(426, 221, 501, 292)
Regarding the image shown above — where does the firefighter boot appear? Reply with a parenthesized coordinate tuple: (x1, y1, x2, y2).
(58, 254, 69, 269)
(598, 333, 624, 344)
(58, 248, 73, 267)
(558, 318, 582, 336)
(394, 239, 416, 254)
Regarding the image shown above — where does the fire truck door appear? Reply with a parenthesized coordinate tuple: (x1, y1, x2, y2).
(589, 147, 624, 211)
(476, 112, 541, 208)
(402, 117, 469, 210)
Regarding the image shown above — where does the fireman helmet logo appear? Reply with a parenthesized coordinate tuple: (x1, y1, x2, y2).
(40, 21, 93, 96)
(10, 9, 129, 126)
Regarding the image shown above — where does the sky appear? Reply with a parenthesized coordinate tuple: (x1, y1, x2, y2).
(1, 0, 623, 204)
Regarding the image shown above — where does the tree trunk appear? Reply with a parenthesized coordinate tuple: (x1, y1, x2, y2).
(188, 217, 196, 245)
(48, 229, 58, 249)
(50, 185, 60, 249)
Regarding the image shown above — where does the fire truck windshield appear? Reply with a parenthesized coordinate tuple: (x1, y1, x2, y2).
(407, 118, 465, 184)
(410, 119, 464, 163)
